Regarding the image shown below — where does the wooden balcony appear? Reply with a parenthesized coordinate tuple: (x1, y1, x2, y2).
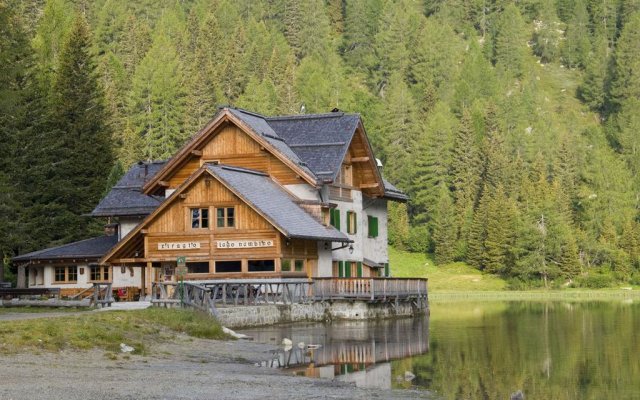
(311, 278, 428, 302)
(152, 278, 428, 311)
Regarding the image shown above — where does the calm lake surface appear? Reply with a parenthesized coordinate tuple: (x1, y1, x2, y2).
(239, 300, 640, 399)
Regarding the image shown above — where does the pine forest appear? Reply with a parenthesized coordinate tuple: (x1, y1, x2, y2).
(2, 0, 640, 288)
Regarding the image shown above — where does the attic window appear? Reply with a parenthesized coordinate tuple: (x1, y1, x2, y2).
(216, 207, 235, 228)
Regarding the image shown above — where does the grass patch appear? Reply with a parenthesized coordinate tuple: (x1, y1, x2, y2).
(0, 306, 90, 315)
(0, 307, 228, 354)
(390, 247, 507, 291)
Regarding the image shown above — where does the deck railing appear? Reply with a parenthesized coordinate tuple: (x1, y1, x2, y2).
(151, 278, 428, 317)
(312, 278, 428, 301)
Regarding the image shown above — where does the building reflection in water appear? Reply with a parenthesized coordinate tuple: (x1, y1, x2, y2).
(242, 315, 430, 389)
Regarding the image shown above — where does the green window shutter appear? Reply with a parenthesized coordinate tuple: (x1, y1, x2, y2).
(338, 261, 344, 278)
(335, 209, 341, 230)
(357, 262, 362, 277)
(330, 209, 335, 227)
(384, 263, 389, 277)
(353, 212, 357, 233)
(345, 262, 351, 277)
(346, 211, 351, 233)
(373, 217, 379, 238)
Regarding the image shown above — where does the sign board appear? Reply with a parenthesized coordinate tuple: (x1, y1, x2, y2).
(216, 239, 274, 249)
(176, 256, 186, 267)
(157, 242, 201, 251)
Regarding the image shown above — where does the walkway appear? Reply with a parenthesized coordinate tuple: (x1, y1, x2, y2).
(0, 301, 152, 321)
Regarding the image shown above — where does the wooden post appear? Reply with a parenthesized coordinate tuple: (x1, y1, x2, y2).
(145, 262, 152, 299)
(17, 265, 27, 288)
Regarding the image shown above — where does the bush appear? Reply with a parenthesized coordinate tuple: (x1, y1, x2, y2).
(576, 274, 615, 289)
(406, 225, 430, 253)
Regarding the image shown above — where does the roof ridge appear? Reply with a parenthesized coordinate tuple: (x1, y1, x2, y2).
(13, 235, 115, 260)
(207, 163, 269, 177)
(224, 106, 268, 119)
(266, 112, 357, 121)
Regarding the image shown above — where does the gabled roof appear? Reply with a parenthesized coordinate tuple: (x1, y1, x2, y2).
(92, 161, 166, 217)
(207, 164, 349, 242)
(141, 107, 406, 201)
(264, 111, 361, 182)
(13, 235, 119, 263)
(102, 163, 349, 265)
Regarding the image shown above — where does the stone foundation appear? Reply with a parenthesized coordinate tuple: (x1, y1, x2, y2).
(215, 300, 429, 329)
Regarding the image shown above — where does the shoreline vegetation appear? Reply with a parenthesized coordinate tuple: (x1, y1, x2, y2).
(390, 247, 639, 294)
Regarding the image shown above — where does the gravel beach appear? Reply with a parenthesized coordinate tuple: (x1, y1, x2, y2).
(0, 334, 430, 400)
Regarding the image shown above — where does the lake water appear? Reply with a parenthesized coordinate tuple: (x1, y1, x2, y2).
(239, 300, 640, 399)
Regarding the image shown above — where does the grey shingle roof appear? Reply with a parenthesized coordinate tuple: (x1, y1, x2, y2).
(228, 109, 318, 182)
(383, 179, 409, 202)
(13, 235, 119, 262)
(92, 161, 166, 217)
(230, 108, 407, 200)
(207, 164, 349, 242)
(266, 112, 361, 181)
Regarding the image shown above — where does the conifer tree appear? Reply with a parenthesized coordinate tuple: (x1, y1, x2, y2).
(532, 0, 562, 63)
(47, 13, 113, 241)
(609, 12, 640, 111)
(388, 202, 410, 250)
(129, 31, 187, 161)
(578, 33, 610, 111)
(493, 4, 529, 77)
(432, 184, 457, 264)
(561, 0, 591, 68)
(342, 0, 382, 71)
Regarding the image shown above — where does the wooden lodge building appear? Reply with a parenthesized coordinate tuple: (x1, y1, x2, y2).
(13, 107, 408, 298)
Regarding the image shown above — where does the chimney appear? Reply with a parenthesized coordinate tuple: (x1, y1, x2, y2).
(104, 223, 118, 237)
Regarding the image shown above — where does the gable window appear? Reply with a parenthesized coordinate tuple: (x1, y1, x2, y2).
(367, 215, 379, 238)
(216, 207, 235, 228)
(191, 208, 209, 229)
(330, 208, 341, 230)
(346, 211, 357, 234)
(53, 266, 78, 283)
(90, 265, 110, 282)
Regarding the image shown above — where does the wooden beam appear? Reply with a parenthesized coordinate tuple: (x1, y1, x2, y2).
(158, 180, 170, 187)
(360, 183, 380, 189)
(351, 156, 370, 163)
(191, 149, 203, 156)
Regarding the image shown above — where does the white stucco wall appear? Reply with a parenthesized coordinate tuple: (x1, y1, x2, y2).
(283, 183, 321, 201)
(316, 245, 334, 277)
(29, 264, 141, 290)
(119, 217, 144, 240)
(331, 191, 388, 267)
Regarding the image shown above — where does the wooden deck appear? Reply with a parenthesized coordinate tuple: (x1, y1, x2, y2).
(151, 277, 428, 316)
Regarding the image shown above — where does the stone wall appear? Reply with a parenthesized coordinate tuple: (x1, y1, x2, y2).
(216, 300, 428, 329)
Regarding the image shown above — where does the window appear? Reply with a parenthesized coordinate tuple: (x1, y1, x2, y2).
(191, 208, 209, 229)
(367, 215, 379, 238)
(282, 259, 305, 273)
(53, 266, 78, 283)
(248, 259, 275, 272)
(187, 262, 209, 274)
(330, 208, 341, 230)
(215, 260, 241, 273)
(346, 211, 357, 234)
(90, 266, 110, 282)
(216, 207, 235, 228)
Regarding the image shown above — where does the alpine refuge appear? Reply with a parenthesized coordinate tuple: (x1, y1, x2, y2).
(13, 107, 408, 298)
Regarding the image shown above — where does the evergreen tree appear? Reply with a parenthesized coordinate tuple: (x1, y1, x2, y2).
(129, 30, 187, 161)
(493, 4, 529, 77)
(432, 184, 457, 264)
(562, 0, 591, 68)
(609, 12, 640, 111)
(342, 0, 383, 71)
(578, 33, 610, 111)
(532, 0, 563, 63)
(47, 13, 113, 241)
(451, 108, 482, 255)
(388, 202, 410, 250)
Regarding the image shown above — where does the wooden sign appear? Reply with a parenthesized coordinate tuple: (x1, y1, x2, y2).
(216, 239, 274, 249)
(157, 242, 201, 250)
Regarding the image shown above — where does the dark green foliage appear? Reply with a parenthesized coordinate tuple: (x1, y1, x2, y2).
(2, 0, 640, 287)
